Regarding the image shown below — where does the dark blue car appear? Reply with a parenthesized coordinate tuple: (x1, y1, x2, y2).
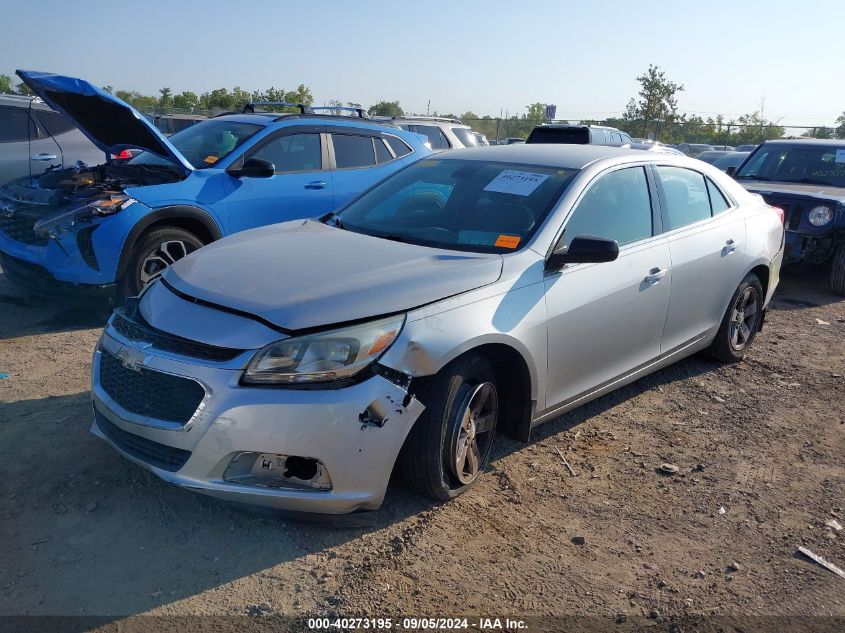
(0, 71, 431, 296)
(732, 139, 845, 295)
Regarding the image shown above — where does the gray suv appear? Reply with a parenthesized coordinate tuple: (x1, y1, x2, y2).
(526, 124, 633, 146)
(0, 94, 103, 186)
(391, 116, 479, 150)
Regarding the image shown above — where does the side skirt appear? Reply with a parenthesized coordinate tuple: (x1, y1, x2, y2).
(530, 334, 712, 428)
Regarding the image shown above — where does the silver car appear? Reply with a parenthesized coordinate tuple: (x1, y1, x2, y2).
(392, 116, 479, 150)
(90, 145, 784, 513)
(0, 94, 104, 186)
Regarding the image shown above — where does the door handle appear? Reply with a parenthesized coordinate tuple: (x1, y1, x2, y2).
(31, 154, 58, 161)
(644, 267, 668, 284)
(305, 181, 327, 190)
(724, 239, 737, 253)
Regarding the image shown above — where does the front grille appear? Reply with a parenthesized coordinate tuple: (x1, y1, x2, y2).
(0, 214, 48, 245)
(98, 350, 206, 424)
(111, 311, 244, 362)
(94, 405, 191, 472)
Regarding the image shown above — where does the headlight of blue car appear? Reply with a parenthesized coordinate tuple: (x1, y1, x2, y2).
(808, 205, 833, 227)
(34, 194, 136, 239)
(242, 314, 405, 385)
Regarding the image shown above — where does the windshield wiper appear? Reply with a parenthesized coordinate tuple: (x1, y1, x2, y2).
(736, 174, 769, 181)
(797, 178, 831, 186)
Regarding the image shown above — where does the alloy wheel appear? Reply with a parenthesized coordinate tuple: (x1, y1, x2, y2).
(139, 240, 195, 287)
(450, 382, 498, 485)
(729, 286, 759, 351)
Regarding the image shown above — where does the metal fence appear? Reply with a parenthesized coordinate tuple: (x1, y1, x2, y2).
(460, 117, 843, 146)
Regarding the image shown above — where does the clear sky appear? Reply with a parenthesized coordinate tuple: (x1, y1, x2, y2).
(2, 0, 843, 126)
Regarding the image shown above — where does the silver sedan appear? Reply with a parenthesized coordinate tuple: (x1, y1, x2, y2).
(90, 145, 785, 513)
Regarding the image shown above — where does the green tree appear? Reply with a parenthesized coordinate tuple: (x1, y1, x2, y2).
(173, 91, 198, 111)
(158, 87, 173, 109)
(368, 100, 404, 117)
(16, 81, 34, 96)
(0, 74, 12, 94)
(833, 112, 845, 139)
(623, 64, 684, 138)
(523, 102, 546, 122)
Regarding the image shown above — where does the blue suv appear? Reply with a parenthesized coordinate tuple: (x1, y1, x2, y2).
(0, 71, 431, 296)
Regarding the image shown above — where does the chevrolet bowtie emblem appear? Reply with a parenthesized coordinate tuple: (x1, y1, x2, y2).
(116, 343, 152, 372)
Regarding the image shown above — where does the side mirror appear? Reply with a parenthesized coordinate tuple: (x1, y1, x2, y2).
(231, 157, 275, 178)
(546, 235, 620, 270)
(725, 166, 736, 177)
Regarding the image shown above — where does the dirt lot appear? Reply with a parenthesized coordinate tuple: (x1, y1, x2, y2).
(1, 266, 843, 631)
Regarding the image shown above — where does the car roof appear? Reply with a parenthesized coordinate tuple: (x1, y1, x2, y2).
(392, 116, 469, 128)
(761, 138, 845, 147)
(0, 93, 49, 108)
(210, 112, 404, 131)
(535, 123, 623, 132)
(435, 143, 657, 169)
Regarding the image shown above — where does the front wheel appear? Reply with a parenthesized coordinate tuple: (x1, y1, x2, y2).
(120, 226, 204, 297)
(708, 273, 764, 363)
(830, 244, 845, 296)
(399, 353, 498, 501)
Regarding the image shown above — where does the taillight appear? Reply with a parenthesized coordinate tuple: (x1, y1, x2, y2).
(772, 206, 785, 224)
(111, 149, 132, 160)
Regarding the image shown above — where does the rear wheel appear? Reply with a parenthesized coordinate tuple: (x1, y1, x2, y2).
(399, 353, 498, 501)
(708, 273, 764, 363)
(830, 244, 845, 296)
(120, 226, 204, 297)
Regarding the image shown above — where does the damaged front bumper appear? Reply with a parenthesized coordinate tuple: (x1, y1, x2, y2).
(90, 327, 425, 514)
(0, 197, 151, 291)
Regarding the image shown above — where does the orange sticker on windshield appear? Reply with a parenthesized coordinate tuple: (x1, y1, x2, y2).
(203, 155, 219, 164)
(495, 235, 521, 249)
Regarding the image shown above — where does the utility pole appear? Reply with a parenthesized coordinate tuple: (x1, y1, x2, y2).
(426, 100, 430, 116)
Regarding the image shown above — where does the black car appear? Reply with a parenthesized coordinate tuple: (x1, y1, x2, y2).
(526, 124, 633, 146)
(731, 139, 845, 294)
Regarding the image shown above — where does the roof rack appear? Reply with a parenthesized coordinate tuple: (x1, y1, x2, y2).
(242, 101, 312, 114)
(393, 115, 463, 125)
(310, 105, 369, 118)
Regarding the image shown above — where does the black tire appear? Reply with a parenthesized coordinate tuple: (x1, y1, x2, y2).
(830, 244, 845, 296)
(708, 272, 765, 363)
(120, 226, 204, 297)
(399, 353, 499, 501)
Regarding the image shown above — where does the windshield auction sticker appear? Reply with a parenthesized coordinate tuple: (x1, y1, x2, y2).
(483, 170, 549, 196)
(495, 234, 521, 248)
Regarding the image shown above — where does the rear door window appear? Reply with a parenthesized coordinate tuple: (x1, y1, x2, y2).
(656, 166, 713, 229)
(0, 106, 31, 142)
(34, 110, 77, 136)
(374, 138, 393, 163)
(251, 133, 322, 172)
(332, 133, 377, 168)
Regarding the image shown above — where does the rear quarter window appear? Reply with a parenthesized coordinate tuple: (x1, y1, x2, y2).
(34, 110, 77, 136)
(385, 135, 412, 157)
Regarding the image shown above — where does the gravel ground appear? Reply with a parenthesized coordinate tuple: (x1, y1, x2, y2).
(1, 266, 843, 632)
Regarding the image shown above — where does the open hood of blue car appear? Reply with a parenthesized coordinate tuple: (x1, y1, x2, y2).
(16, 70, 193, 175)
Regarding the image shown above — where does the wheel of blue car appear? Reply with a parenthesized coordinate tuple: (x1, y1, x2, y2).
(708, 272, 764, 363)
(399, 353, 498, 501)
(830, 245, 845, 296)
(121, 226, 204, 297)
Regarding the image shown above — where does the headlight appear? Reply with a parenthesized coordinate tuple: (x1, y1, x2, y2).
(242, 314, 405, 385)
(34, 195, 135, 238)
(808, 205, 832, 227)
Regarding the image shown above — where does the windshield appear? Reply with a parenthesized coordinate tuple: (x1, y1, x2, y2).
(336, 159, 578, 253)
(129, 120, 262, 169)
(451, 127, 479, 147)
(713, 152, 748, 169)
(735, 144, 845, 187)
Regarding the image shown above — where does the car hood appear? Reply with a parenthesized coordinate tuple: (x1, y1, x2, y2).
(16, 70, 193, 176)
(161, 220, 503, 331)
(739, 181, 845, 205)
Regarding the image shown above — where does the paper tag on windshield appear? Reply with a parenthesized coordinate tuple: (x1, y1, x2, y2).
(484, 170, 549, 196)
(835, 149, 845, 163)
